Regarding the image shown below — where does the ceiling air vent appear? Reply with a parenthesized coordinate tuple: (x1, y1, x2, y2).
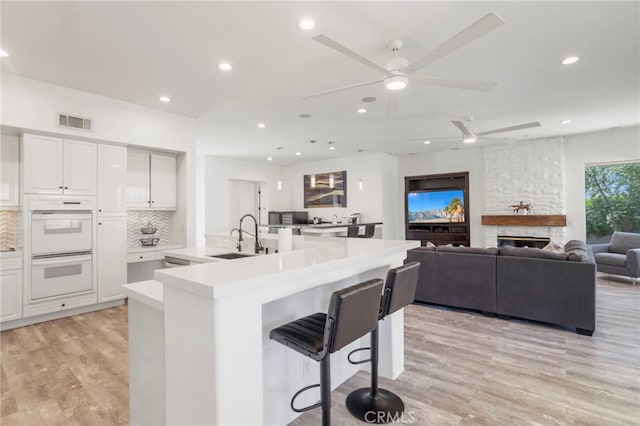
(57, 113, 93, 132)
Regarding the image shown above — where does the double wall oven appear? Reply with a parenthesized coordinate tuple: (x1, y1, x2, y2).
(28, 197, 96, 301)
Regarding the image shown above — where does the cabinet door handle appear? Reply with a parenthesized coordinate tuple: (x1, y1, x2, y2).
(151, 200, 155, 204)
(59, 186, 63, 189)
(98, 209, 102, 212)
(98, 222, 102, 225)
(140, 256, 143, 259)
(64, 186, 68, 190)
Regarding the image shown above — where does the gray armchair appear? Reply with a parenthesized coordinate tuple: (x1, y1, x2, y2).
(590, 232, 640, 284)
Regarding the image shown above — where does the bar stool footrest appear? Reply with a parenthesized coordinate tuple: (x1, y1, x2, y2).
(291, 384, 323, 413)
(345, 387, 405, 424)
(347, 347, 371, 365)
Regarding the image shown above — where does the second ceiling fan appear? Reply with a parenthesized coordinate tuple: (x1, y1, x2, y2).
(410, 117, 542, 143)
(302, 12, 506, 113)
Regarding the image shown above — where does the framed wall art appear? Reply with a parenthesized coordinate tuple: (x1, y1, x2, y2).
(303, 171, 347, 208)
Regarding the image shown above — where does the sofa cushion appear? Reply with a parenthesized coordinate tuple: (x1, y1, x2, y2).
(414, 246, 436, 252)
(499, 245, 568, 261)
(594, 252, 627, 268)
(609, 232, 640, 254)
(436, 246, 499, 255)
(564, 240, 592, 262)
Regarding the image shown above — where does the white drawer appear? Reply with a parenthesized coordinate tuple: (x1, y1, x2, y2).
(23, 292, 97, 318)
(0, 257, 23, 271)
(128, 252, 161, 263)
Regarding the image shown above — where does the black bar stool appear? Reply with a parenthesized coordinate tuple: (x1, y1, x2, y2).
(347, 225, 360, 237)
(270, 279, 385, 426)
(359, 224, 376, 238)
(345, 261, 421, 423)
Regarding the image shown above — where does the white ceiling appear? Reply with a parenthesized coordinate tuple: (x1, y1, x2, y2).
(1, 1, 639, 164)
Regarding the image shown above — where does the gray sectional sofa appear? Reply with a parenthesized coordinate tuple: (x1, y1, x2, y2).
(590, 231, 640, 284)
(406, 241, 596, 335)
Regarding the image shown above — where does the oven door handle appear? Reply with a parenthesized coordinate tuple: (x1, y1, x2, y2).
(32, 255, 92, 266)
(32, 213, 93, 221)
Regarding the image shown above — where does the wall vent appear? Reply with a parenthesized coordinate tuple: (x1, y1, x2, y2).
(57, 113, 93, 132)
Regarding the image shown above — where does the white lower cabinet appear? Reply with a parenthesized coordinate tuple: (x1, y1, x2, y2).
(0, 259, 23, 323)
(98, 216, 127, 302)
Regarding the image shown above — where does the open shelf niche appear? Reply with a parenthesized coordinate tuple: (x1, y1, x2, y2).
(405, 171, 470, 246)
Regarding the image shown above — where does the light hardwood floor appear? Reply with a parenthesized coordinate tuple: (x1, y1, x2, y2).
(2, 276, 639, 425)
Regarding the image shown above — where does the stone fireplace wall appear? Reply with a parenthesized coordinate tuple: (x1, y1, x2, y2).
(483, 138, 566, 247)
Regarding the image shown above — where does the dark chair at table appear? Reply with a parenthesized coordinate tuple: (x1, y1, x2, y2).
(359, 224, 376, 238)
(347, 225, 360, 237)
(269, 279, 384, 426)
(346, 261, 421, 423)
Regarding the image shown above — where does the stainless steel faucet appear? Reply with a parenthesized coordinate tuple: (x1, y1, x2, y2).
(239, 214, 264, 254)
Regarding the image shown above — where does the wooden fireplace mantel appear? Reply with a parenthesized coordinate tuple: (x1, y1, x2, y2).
(481, 215, 567, 226)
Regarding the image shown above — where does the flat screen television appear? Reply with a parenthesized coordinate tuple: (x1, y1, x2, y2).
(407, 189, 465, 223)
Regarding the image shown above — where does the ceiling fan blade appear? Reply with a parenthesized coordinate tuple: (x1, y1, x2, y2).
(312, 34, 390, 75)
(408, 136, 460, 142)
(478, 122, 542, 136)
(301, 79, 384, 100)
(451, 120, 473, 136)
(411, 76, 497, 91)
(386, 91, 399, 115)
(405, 13, 505, 74)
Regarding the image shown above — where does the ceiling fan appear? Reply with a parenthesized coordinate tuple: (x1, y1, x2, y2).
(409, 117, 542, 143)
(302, 13, 506, 114)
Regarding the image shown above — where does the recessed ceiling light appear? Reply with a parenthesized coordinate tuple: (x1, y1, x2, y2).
(257, 123, 266, 128)
(423, 140, 431, 145)
(329, 146, 336, 150)
(159, 96, 171, 103)
(298, 19, 315, 31)
(0, 49, 9, 58)
(560, 119, 572, 125)
(218, 63, 232, 71)
(561, 56, 580, 65)
(357, 108, 367, 114)
(463, 135, 478, 143)
(267, 157, 273, 161)
(295, 152, 302, 156)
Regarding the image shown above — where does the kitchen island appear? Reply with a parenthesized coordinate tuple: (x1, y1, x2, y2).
(125, 236, 418, 425)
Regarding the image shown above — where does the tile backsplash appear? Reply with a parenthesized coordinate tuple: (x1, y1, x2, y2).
(127, 211, 170, 247)
(0, 210, 21, 251)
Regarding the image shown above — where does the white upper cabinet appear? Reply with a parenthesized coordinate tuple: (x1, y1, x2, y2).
(150, 153, 177, 209)
(98, 144, 127, 216)
(127, 150, 176, 210)
(23, 134, 97, 195)
(0, 134, 20, 207)
(23, 134, 64, 194)
(63, 139, 98, 195)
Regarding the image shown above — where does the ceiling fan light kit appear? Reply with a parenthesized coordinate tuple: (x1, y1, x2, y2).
(384, 74, 409, 90)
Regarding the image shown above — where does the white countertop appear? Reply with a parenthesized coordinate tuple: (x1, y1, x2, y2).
(156, 238, 419, 300)
(163, 246, 258, 263)
(122, 280, 164, 311)
(0, 250, 22, 259)
(128, 244, 183, 254)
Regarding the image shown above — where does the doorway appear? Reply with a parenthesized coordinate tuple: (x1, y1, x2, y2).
(228, 179, 268, 227)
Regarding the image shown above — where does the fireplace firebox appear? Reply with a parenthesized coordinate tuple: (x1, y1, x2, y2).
(497, 235, 550, 249)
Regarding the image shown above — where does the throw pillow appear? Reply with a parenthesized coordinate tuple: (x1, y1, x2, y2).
(426, 241, 436, 248)
(543, 241, 564, 253)
(499, 245, 568, 261)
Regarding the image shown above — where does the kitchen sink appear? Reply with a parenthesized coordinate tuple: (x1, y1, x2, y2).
(208, 252, 255, 260)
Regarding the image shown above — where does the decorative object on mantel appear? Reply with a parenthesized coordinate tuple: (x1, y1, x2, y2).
(510, 201, 533, 215)
(304, 170, 347, 208)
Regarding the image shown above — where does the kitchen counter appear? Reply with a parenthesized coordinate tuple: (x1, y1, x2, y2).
(163, 246, 258, 264)
(127, 244, 183, 254)
(126, 236, 418, 425)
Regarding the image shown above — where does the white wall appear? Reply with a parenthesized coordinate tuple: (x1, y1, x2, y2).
(0, 73, 198, 246)
(398, 148, 485, 247)
(204, 156, 282, 234)
(397, 126, 639, 246)
(564, 126, 640, 241)
(281, 152, 399, 238)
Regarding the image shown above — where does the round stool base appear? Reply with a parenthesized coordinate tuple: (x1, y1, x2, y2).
(345, 387, 404, 424)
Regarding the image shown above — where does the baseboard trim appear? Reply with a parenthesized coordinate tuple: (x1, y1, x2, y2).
(1, 299, 125, 331)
